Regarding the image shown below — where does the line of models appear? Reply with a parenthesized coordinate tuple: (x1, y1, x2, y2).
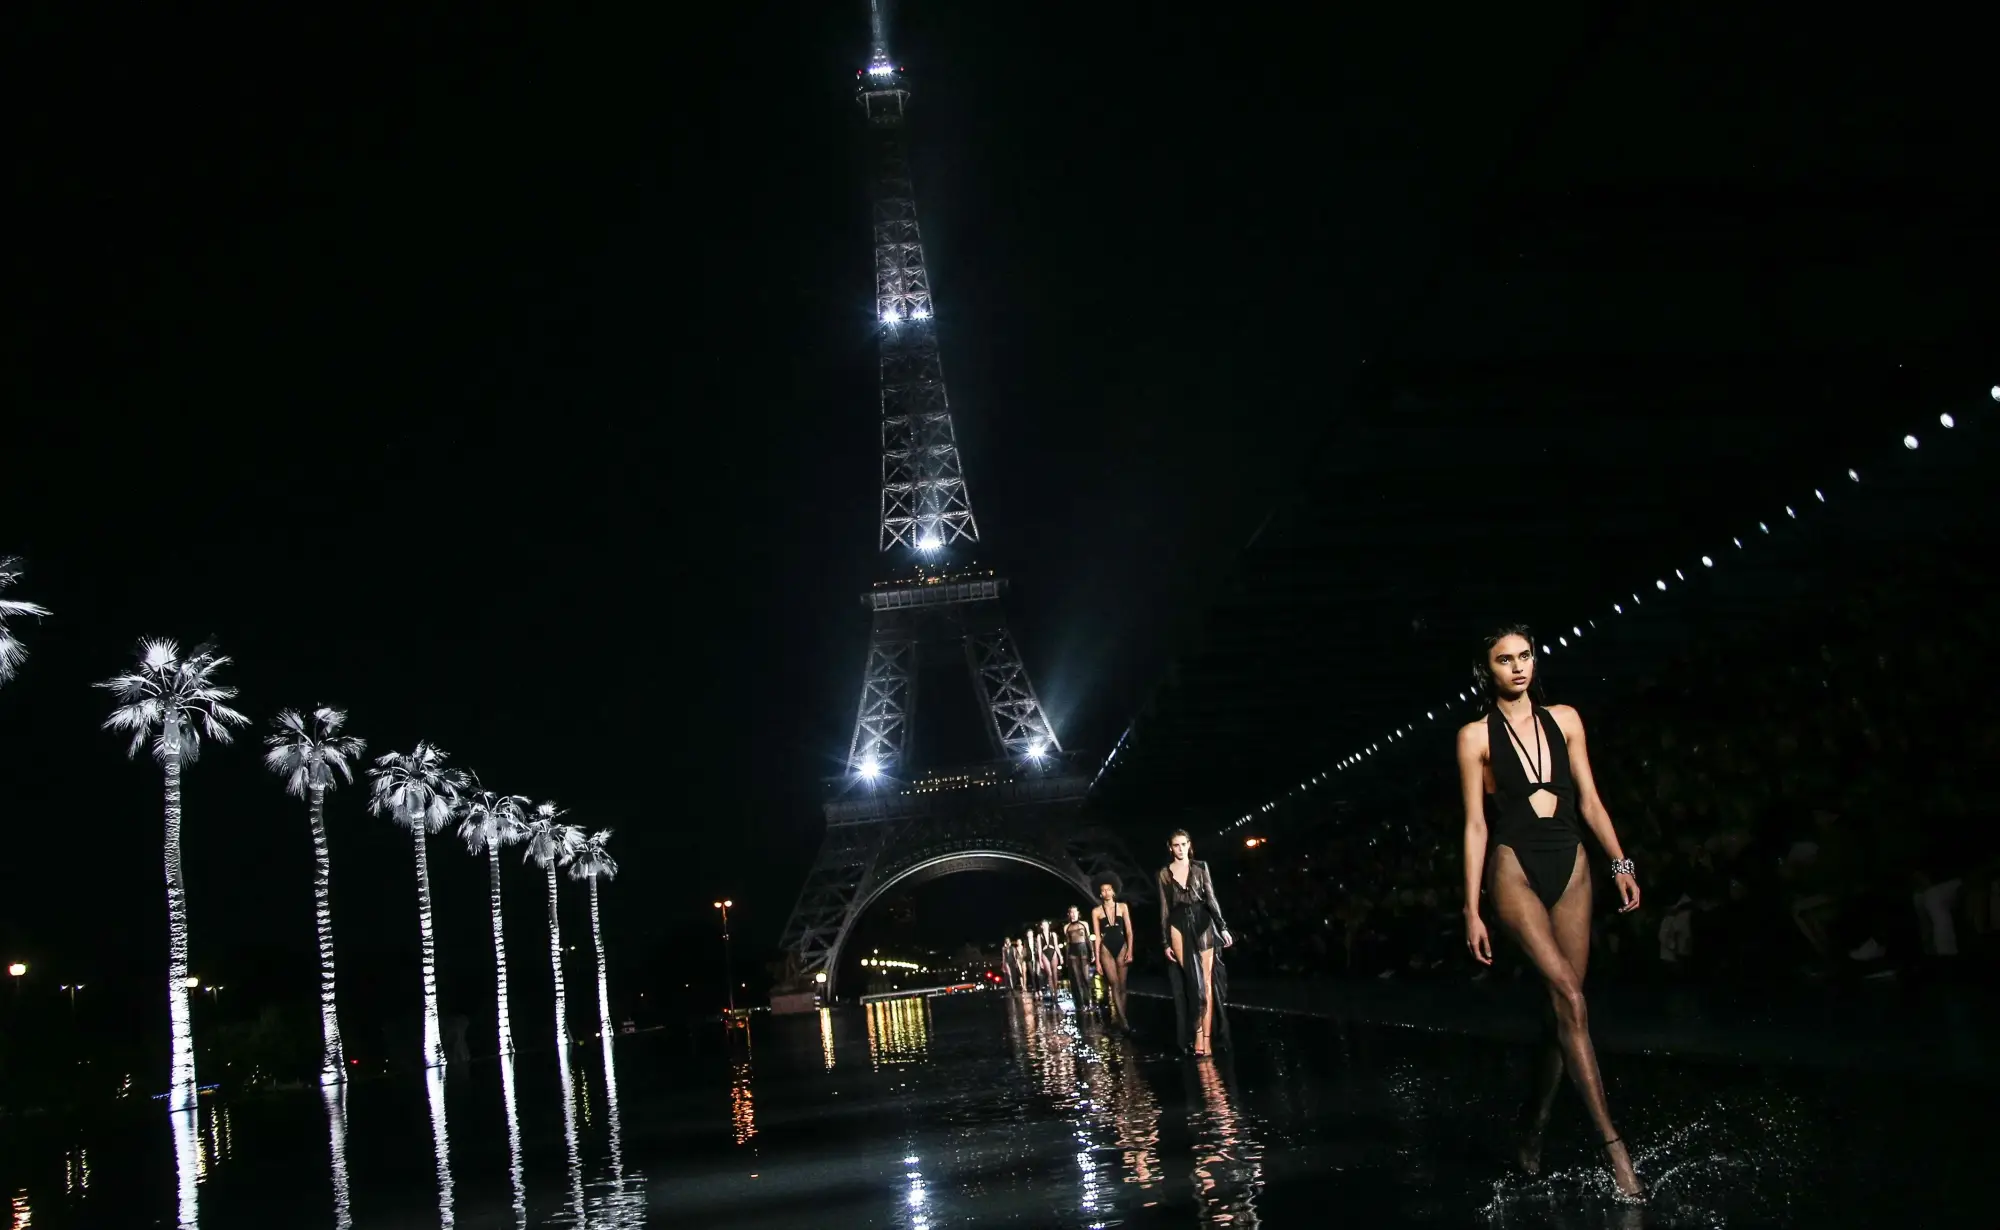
(991, 624, 1648, 1201)
(998, 832, 1236, 1057)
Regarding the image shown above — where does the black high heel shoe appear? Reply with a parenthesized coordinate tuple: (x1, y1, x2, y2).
(1600, 1135, 1646, 1202)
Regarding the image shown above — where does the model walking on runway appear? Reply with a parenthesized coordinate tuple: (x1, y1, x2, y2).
(1034, 920, 1062, 1000)
(1091, 873, 1136, 1029)
(1159, 830, 1233, 1056)
(1061, 906, 1095, 1011)
(1458, 625, 1644, 1200)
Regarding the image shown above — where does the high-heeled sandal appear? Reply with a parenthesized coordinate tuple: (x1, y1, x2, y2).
(1600, 1135, 1646, 1201)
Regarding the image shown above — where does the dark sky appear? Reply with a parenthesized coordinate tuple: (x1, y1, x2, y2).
(2, 2, 1991, 1035)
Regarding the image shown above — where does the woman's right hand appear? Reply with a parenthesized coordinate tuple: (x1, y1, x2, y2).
(1164, 946, 1178, 964)
(1465, 913, 1493, 965)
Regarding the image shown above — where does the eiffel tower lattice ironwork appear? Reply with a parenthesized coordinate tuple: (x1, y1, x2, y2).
(775, 3, 1146, 1002)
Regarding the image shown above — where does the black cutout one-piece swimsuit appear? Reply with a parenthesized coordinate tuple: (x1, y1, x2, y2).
(1487, 706, 1584, 911)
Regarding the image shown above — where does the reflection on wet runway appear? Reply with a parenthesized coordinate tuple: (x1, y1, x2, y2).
(2, 992, 1983, 1226)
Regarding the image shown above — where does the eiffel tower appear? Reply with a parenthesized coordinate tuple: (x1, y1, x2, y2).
(775, 2, 1146, 1003)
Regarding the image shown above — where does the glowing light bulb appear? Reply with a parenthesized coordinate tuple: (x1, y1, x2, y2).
(1990, 385, 1999, 402)
(1848, 468, 1859, 482)
(1904, 435, 1919, 449)
(1940, 412, 1955, 428)
(1655, 579, 1667, 590)
(1701, 555, 1713, 567)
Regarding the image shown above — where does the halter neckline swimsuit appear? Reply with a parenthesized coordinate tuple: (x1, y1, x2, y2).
(1486, 705, 1584, 910)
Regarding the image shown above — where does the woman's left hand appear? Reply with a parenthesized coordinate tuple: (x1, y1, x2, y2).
(1615, 873, 1641, 913)
(1221, 930, 1234, 949)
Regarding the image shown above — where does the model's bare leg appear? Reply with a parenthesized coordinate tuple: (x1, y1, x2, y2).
(1492, 845, 1642, 1199)
(1518, 846, 1590, 1174)
(1168, 923, 1195, 1049)
(1106, 960, 1129, 1025)
(1194, 946, 1217, 1055)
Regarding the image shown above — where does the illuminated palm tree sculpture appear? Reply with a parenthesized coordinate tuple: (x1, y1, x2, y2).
(367, 742, 467, 1068)
(523, 803, 585, 1047)
(566, 829, 620, 1041)
(0, 556, 52, 688)
(264, 707, 367, 1087)
(97, 639, 249, 1112)
(458, 783, 530, 1057)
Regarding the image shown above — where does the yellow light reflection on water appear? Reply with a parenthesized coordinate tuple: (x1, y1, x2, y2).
(819, 1006, 836, 1072)
(730, 1058, 758, 1145)
(864, 995, 932, 1067)
(11, 1189, 30, 1230)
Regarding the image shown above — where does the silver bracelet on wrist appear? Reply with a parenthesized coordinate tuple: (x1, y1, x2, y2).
(1610, 857, 1636, 878)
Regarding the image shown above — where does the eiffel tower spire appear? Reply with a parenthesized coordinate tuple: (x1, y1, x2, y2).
(857, 3, 977, 555)
(772, 6, 1144, 1000)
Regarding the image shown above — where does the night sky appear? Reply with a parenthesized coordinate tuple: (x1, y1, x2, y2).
(3, 3, 1992, 1041)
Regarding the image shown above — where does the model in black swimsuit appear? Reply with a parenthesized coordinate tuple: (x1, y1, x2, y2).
(1485, 705, 1582, 910)
(1091, 874, 1134, 1029)
(1459, 626, 1645, 1200)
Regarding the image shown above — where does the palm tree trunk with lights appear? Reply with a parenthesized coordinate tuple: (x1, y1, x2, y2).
(545, 862, 571, 1047)
(412, 827, 444, 1067)
(588, 877, 611, 1040)
(487, 845, 515, 1056)
(308, 781, 347, 1084)
(162, 745, 199, 1112)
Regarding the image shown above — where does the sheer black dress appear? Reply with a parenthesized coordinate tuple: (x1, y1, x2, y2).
(1157, 860, 1234, 1052)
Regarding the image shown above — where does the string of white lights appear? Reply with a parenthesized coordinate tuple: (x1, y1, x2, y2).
(1220, 385, 1997, 837)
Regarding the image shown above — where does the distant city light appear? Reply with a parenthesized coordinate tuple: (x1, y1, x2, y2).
(1244, 837, 1263, 849)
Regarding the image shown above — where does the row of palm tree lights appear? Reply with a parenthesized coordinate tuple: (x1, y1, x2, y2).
(1219, 386, 1998, 837)
(0, 594, 625, 1114)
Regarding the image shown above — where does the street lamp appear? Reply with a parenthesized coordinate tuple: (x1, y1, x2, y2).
(713, 900, 736, 1012)
(60, 983, 85, 1011)
(6, 963, 24, 978)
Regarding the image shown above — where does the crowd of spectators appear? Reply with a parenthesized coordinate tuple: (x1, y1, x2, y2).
(1216, 563, 1999, 988)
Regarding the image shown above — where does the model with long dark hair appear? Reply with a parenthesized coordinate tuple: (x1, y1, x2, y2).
(1158, 830, 1233, 1056)
(1458, 625, 1644, 1199)
(1091, 873, 1136, 1029)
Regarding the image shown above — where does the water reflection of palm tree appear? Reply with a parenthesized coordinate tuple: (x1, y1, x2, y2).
(557, 1044, 587, 1224)
(1185, 1060, 1264, 1229)
(171, 1107, 201, 1229)
(593, 1033, 649, 1228)
(323, 1084, 353, 1230)
(426, 1064, 456, 1227)
(499, 1056, 528, 1230)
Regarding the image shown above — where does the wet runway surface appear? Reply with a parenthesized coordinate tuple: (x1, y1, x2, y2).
(1, 989, 1980, 1226)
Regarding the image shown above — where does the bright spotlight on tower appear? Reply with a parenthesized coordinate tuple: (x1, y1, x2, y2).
(881, 309, 898, 326)
(1027, 741, 1047, 760)
(859, 756, 882, 780)
(917, 531, 942, 552)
